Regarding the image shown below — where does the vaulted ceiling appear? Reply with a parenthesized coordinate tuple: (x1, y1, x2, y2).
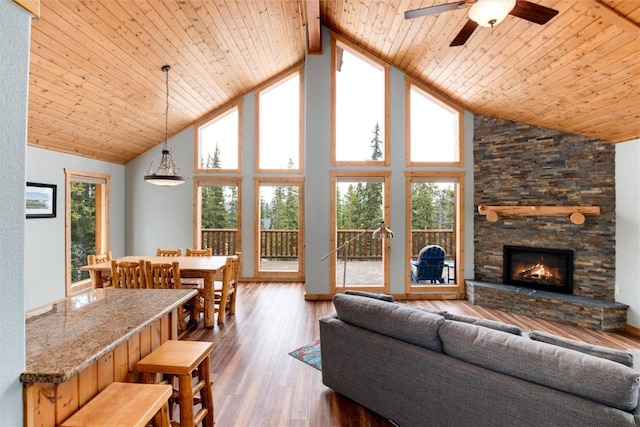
(25, 0, 640, 165)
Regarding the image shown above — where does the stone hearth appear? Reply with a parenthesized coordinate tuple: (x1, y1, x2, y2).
(466, 281, 627, 331)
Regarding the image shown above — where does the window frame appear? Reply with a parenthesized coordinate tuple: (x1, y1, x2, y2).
(330, 171, 391, 294)
(193, 100, 242, 174)
(331, 34, 390, 167)
(64, 168, 110, 295)
(255, 66, 304, 174)
(254, 177, 305, 279)
(404, 171, 465, 296)
(193, 176, 242, 254)
(406, 77, 464, 168)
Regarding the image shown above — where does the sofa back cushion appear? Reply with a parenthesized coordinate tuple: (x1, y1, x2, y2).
(444, 312, 522, 335)
(529, 330, 634, 367)
(333, 294, 445, 353)
(439, 320, 640, 412)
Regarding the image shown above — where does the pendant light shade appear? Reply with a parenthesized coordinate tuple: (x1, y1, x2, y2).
(468, 0, 516, 28)
(144, 65, 186, 186)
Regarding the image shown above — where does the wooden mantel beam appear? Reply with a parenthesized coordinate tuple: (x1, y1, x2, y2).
(478, 205, 601, 225)
(13, 0, 40, 18)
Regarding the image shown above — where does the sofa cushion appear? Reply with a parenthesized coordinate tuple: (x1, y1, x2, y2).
(344, 290, 395, 302)
(529, 330, 634, 367)
(333, 294, 444, 353)
(439, 320, 640, 412)
(444, 312, 522, 335)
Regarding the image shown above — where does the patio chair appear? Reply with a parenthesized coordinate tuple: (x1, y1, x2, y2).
(411, 245, 446, 284)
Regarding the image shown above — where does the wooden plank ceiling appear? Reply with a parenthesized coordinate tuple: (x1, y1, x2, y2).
(26, 0, 640, 165)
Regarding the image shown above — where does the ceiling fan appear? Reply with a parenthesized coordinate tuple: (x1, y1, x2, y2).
(405, 0, 559, 46)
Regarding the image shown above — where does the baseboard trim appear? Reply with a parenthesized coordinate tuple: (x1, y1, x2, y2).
(626, 324, 640, 338)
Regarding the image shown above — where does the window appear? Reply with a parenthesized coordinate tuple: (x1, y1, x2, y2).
(255, 178, 304, 278)
(330, 172, 391, 293)
(194, 177, 241, 255)
(333, 37, 389, 165)
(65, 169, 109, 295)
(257, 69, 303, 172)
(405, 172, 464, 294)
(195, 102, 241, 173)
(407, 80, 463, 166)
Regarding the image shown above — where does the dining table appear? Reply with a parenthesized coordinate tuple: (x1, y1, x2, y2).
(81, 255, 228, 327)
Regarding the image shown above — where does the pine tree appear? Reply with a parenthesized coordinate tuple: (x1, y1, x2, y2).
(70, 182, 96, 281)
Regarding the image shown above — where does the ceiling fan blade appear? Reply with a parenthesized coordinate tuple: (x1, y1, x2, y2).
(450, 19, 479, 46)
(404, 1, 469, 20)
(509, 0, 559, 25)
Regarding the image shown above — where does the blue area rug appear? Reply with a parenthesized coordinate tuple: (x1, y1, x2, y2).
(288, 339, 322, 371)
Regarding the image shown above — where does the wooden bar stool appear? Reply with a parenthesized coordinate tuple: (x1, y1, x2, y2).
(61, 382, 172, 427)
(136, 340, 214, 427)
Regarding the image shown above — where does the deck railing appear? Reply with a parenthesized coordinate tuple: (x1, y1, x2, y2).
(201, 228, 454, 259)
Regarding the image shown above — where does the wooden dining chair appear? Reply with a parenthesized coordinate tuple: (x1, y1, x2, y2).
(87, 251, 112, 287)
(182, 247, 213, 283)
(185, 248, 212, 257)
(144, 261, 192, 330)
(111, 260, 147, 289)
(156, 248, 182, 257)
(214, 254, 240, 322)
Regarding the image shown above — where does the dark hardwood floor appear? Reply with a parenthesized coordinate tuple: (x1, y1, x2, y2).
(180, 282, 640, 427)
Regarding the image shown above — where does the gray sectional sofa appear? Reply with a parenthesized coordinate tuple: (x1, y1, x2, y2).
(319, 293, 640, 427)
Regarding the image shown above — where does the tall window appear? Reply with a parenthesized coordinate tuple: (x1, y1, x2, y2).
(407, 80, 463, 166)
(333, 38, 389, 165)
(194, 177, 241, 255)
(331, 173, 391, 293)
(65, 169, 109, 295)
(195, 102, 241, 173)
(255, 178, 304, 278)
(406, 173, 464, 294)
(257, 69, 302, 172)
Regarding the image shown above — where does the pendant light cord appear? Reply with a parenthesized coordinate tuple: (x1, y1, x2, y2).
(162, 65, 170, 149)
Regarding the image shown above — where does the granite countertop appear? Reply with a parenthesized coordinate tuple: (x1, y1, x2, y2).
(21, 288, 196, 384)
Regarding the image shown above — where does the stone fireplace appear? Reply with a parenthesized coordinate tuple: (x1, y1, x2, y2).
(469, 115, 627, 331)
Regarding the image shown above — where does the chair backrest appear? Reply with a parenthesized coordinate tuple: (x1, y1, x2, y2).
(144, 261, 181, 290)
(156, 248, 182, 257)
(88, 251, 112, 266)
(185, 248, 212, 257)
(111, 260, 147, 289)
(220, 255, 239, 295)
(234, 251, 242, 281)
(88, 251, 113, 287)
(415, 245, 445, 280)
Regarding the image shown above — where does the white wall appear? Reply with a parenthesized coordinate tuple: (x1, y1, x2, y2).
(24, 147, 126, 310)
(616, 138, 640, 328)
(0, 1, 30, 424)
(126, 126, 196, 255)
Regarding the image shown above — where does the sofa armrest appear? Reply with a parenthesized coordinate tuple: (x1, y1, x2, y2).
(628, 349, 640, 426)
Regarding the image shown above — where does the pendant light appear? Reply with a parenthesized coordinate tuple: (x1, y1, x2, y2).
(144, 65, 186, 186)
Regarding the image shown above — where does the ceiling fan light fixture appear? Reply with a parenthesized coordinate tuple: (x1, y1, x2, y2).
(144, 64, 186, 187)
(468, 0, 516, 28)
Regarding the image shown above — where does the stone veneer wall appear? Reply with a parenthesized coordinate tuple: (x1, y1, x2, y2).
(474, 115, 616, 300)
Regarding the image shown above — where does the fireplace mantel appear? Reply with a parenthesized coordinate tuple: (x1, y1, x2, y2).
(478, 205, 601, 225)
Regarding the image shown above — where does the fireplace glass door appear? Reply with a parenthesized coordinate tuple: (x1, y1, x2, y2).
(503, 246, 574, 294)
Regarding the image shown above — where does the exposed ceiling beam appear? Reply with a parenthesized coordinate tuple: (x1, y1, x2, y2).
(593, 0, 640, 35)
(13, 0, 40, 18)
(305, 0, 322, 54)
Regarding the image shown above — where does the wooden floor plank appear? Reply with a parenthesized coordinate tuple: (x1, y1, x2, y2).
(180, 282, 640, 426)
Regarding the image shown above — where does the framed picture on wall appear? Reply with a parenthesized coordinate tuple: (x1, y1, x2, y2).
(26, 182, 56, 219)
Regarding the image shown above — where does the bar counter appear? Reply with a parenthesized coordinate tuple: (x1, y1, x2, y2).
(21, 288, 196, 426)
